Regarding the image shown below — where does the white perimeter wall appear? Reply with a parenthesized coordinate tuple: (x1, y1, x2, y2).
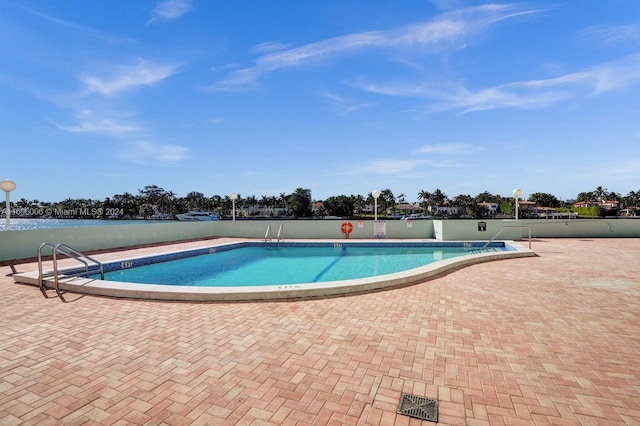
(436, 218, 640, 240)
(1, 219, 638, 261)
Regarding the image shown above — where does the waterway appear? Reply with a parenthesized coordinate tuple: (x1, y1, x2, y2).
(0, 218, 168, 231)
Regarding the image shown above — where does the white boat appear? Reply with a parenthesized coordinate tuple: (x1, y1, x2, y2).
(176, 211, 219, 221)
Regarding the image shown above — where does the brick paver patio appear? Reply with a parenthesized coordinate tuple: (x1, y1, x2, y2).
(1, 238, 639, 425)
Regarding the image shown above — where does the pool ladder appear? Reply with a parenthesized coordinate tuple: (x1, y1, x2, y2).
(37, 243, 104, 293)
(482, 226, 532, 249)
(264, 224, 284, 248)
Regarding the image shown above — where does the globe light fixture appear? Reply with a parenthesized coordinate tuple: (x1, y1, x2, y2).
(230, 192, 238, 221)
(512, 188, 522, 220)
(372, 190, 381, 221)
(0, 179, 16, 231)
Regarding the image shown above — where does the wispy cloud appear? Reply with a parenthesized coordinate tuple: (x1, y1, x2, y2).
(356, 54, 640, 113)
(416, 143, 478, 155)
(116, 141, 189, 164)
(55, 110, 190, 164)
(580, 24, 640, 47)
(571, 159, 640, 184)
(19, 6, 134, 43)
(345, 156, 464, 177)
(349, 159, 433, 175)
(342, 141, 477, 177)
(321, 91, 376, 114)
(147, 0, 193, 25)
(250, 42, 294, 54)
(80, 59, 179, 96)
(53, 109, 141, 137)
(204, 4, 542, 92)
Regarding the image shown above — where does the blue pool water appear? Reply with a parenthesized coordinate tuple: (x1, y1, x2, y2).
(92, 243, 508, 287)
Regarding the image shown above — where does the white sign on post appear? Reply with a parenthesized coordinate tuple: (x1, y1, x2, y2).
(373, 220, 386, 238)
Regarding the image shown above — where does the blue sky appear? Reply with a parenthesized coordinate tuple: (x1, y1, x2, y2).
(1, 0, 639, 204)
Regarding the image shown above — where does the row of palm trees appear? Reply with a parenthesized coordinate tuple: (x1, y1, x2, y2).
(8, 185, 640, 220)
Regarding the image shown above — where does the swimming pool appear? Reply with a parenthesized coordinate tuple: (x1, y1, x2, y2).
(17, 240, 534, 301)
(92, 242, 511, 287)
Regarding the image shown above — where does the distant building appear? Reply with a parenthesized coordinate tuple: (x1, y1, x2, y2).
(477, 202, 499, 216)
(396, 203, 422, 216)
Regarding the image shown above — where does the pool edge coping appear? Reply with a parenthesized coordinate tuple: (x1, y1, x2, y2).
(13, 239, 535, 302)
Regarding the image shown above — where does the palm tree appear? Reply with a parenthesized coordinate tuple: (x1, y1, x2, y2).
(594, 186, 608, 202)
(432, 189, 446, 206)
(16, 198, 29, 209)
(452, 194, 474, 216)
(166, 191, 176, 217)
(260, 195, 271, 216)
(352, 194, 365, 216)
(244, 195, 257, 216)
(417, 190, 431, 214)
(279, 192, 288, 215)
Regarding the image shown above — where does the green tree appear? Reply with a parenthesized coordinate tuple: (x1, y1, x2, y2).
(417, 190, 431, 214)
(352, 195, 365, 217)
(246, 195, 259, 216)
(528, 192, 560, 207)
(323, 195, 355, 217)
(380, 189, 396, 215)
(622, 190, 640, 208)
(475, 191, 501, 204)
(418, 189, 447, 215)
(452, 194, 474, 216)
(113, 192, 137, 217)
(184, 191, 206, 211)
(289, 188, 312, 218)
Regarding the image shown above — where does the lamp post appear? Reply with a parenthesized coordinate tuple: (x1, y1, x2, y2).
(0, 179, 16, 231)
(229, 192, 238, 221)
(512, 188, 522, 220)
(372, 190, 381, 221)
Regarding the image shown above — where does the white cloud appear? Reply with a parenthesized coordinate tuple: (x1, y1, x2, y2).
(20, 6, 134, 43)
(116, 141, 189, 164)
(351, 159, 431, 175)
(250, 42, 294, 54)
(345, 156, 464, 177)
(320, 91, 376, 114)
(355, 54, 640, 113)
(428, 0, 465, 11)
(55, 111, 188, 164)
(580, 24, 640, 47)
(148, 0, 193, 24)
(80, 59, 179, 96)
(54, 109, 141, 137)
(416, 143, 477, 155)
(205, 4, 542, 92)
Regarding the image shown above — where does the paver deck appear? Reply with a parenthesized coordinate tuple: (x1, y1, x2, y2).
(1, 238, 639, 425)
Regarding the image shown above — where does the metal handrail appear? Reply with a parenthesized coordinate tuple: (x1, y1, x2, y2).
(482, 226, 532, 249)
(37, 242, 104, 293)
(276, 224, 284, 247)
(264, 224, 272, 247)
(37, 242, 55, 290)
(264, 224, 284, 248)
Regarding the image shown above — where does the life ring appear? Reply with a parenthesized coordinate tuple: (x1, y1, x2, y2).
(341, 221, 354, 238)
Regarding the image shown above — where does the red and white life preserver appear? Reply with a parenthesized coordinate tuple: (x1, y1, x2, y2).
(341, 221, 354, 238)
